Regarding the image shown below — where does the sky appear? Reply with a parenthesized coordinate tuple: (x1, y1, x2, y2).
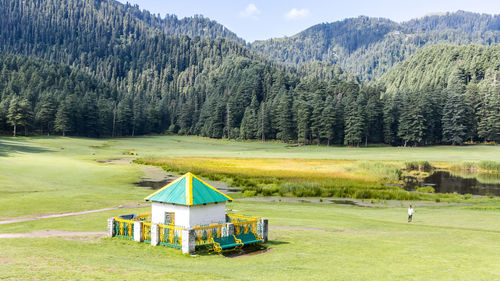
(117, 0, 500, 42)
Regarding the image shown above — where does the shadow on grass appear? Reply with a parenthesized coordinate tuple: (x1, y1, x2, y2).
(261, 240, 289, 246)
(195, 240, 289, 257)
(0, 138, 51, 157)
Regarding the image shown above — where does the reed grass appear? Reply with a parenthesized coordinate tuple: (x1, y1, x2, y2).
(478, 160, 500, 171)
(136, 157, 476, 201)
(450, 160, 500, 173)
(404, 160, 433, 171)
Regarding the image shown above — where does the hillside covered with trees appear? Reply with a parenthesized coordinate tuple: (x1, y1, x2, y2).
(381, 45, 500, 145)
(0, 53, 119, 137)
(251, 11, 500, 81)
(0, 0, 342, 139)
(0, 0, 498, 145)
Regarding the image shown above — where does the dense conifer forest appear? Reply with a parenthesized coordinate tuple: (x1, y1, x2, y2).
(252, 11, 500, 81)
(0, 0, 498, 145)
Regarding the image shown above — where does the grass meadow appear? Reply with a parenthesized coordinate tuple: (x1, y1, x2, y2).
(0, 136, 499, 280)
(1, 201, 500, 280)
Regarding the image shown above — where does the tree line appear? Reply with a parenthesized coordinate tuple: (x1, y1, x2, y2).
(0, 0, 497, 145)
(1, 50, 498, 145)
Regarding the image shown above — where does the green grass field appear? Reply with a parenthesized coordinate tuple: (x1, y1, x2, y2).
(1, 201, 499, 280)
(0, 136, 499, 280)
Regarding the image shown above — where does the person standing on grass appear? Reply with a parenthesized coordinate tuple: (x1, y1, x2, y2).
(408, 204, 415, 222)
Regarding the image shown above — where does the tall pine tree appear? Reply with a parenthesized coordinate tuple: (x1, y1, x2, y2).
(320, 95, 336, 146)
(442, 71, 467, 145)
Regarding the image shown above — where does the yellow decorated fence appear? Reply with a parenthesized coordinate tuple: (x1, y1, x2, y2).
(112, 213, 264, 250)
(192, 223, 227, 247)
(228, 213, 263, 237)
(227, 213, 260, 222)
(158, 223, 183, 248)
(141, 222, 151, 242)
(233, 219, 259, 235)
(114, 218, 135, 240)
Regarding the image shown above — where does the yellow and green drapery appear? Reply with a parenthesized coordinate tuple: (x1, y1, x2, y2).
(144, 172, 232, 205)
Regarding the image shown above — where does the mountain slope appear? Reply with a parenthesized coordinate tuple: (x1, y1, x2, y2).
(403, 11, 500, 33)
(118, 2, 244, 43)
(382, 44, 500, 95)
(251, 11, 500, 80)
(0, 0, 246, 67)
(0, 0, 341, 139)
(380, 44, 500, 144)
(0, 53, 119, 136)
(251, 16, 398, 65)
(0, 0, 266, 137)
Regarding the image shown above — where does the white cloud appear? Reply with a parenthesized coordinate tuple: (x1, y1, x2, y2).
(240, 3, 261, 20)
(285, 8, 310, 20)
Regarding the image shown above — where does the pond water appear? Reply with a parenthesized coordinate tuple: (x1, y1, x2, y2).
(408, 171, 500, 196)
(329, 199, 358, 206)
(134, 179, 172, 189)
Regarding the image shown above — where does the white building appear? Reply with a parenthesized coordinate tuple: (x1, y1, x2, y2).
(145, 172, 232, 228)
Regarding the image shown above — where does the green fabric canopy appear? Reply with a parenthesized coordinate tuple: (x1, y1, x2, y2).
(144, 172, 232, 206)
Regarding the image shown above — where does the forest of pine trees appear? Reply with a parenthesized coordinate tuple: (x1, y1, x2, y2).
(0, 0, 498, 145)
(252, 11, 500, 81)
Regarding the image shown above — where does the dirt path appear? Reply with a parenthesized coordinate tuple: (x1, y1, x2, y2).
(240, 196, 458, 208)
(101, 158, 240, 193)
(0, 230, 106, 238)
(0, 158, 235, 226)
(0, 204, 147, 225)
(99, 158, 177, 189)
(98, 158, 173, 182)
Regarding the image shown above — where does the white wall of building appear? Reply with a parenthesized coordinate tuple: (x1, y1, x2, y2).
(189, 203, 226, 226)
(151, 202, 226, 228)
(151, 202, 190, 227)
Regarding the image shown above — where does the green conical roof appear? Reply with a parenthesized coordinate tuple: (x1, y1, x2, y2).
(144, 172, 232, 206)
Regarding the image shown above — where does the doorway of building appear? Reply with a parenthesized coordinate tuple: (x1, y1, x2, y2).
(164, 212, 175, 225)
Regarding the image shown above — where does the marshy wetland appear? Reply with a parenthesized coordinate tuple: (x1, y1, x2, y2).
(416, 171, 500, 196)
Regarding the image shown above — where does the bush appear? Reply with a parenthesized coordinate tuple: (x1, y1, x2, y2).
(279, 182, 322, 197)
(478, 161, 500, 172)
(407, 171, 430, 178)
(353, 189, 374, 199)
(405, 161, 433, 171)
(357, 161, 402, 181)
(416, 186, 435, 193)
(243, 190, 257, 197)
(461, 162, 477, 170)
(167, 124, 178, 133)
(451, 161, 500, 172)
(231, 176, 257, 188)
(262, 187, 280, 196)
